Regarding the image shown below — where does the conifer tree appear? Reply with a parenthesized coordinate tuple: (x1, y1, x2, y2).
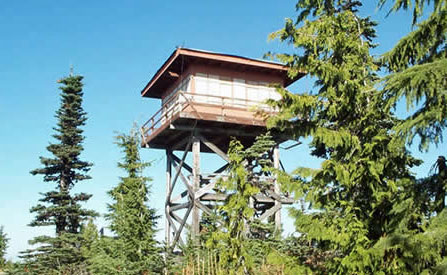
(81, 219, 127, 275)
(372, 1, 447, 272)
(379, 0, 447, 151)
(0, 226, 8, 269)
(21, 74, 97, 273)
(105, 130, 163, 274)
(207, 133, 277, 274)
(268, 1, 423, 273)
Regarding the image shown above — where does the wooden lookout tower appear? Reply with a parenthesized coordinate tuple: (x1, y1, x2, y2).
(140, 48, 303, 249)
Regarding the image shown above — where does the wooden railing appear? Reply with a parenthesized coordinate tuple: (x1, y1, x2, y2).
(141, 91, 276, 143)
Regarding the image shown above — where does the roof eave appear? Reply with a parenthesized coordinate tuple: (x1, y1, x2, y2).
(141, 48, 303, 98)
(141, 48, 180, 98)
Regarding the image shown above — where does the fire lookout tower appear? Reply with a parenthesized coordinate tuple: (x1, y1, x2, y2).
(140, 48, 303, 249)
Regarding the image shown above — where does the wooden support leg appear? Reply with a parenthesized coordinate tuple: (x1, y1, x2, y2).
(172, 205, 193, 247)
(165, 149, 172, 246)
(273, 146, 282, 232)
(165, 131, 292, 250)
(166, 139, 192, 200)
(165, 137, 194, 250)
(192, 135, 201, 238)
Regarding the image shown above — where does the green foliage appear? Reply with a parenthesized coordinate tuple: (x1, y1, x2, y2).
(380, 0, 447, 150)
(368, 209, 447, 274)
(376, 0, 447, 269)
(266, 0, 447, 273)
(19, 233, 90, 274)
(83, 234, 128, 274)
(207, 133, 277, 274)
(81, 220, 129, 274)
(379, 0, 447, 24)
(0, 226, 8, 269)
(265, 248, 311, 275)
(21, 74, 97, 273)
(89, 129, 163, 274)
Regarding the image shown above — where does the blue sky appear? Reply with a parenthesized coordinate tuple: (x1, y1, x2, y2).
(0, 1, 444, 260)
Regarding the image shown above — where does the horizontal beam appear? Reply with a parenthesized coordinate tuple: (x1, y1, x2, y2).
(200, 193, 294, 204)
(170, 202, 190, 212)
(170, 124, 265, 138)
(195, 181, 217, 199)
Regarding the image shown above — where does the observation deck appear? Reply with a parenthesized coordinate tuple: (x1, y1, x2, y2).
(140, 48, 304, 152)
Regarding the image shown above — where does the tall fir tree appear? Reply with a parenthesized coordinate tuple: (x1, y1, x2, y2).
(103, 130, 163, 274)
(267, 1, 428, 273)
(21, 74, 97, 274)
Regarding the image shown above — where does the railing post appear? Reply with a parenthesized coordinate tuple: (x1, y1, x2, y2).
(221, 97, 224, 116)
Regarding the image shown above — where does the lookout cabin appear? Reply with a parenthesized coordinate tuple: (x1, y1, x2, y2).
(140, 48, 302, 151)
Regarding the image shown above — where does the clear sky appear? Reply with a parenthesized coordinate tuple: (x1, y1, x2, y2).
(0, 1, 444, 260)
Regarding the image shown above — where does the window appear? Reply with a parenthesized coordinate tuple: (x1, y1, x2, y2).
(161, 75, 192, 123)
(208, 74, 220, 104)
(247, 81, 260, 104)
(233, 78, 246, 107)
(194, 73, 208, 103)
(220, 77, 232, 106)
(190, 73, 281, 109)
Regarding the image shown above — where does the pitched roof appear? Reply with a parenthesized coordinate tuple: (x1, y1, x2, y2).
(141, 48, 303, 98)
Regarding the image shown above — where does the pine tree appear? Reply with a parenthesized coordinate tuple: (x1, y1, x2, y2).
(0, 226, 8, 269)
(21, 74, 97, 273)
(105, 130, 163, 274)
(268, 1, 424, 273)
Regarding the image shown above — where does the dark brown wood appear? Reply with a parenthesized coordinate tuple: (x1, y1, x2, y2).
(142, 114, 290, 153)
(171, 134, 192, 151)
